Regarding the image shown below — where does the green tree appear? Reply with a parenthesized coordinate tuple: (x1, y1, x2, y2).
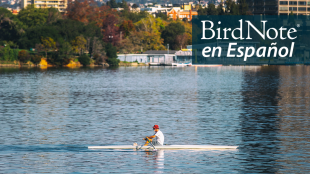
(105, 43, 120, 66)
(207, 4, 218, 15)
(107, 0, 118, 8)
(156, 13, 168, 20)
(161, 22, 185, 50)
(59, 42, 72, 56)
(78, 54, 91, 66)
(71, 35, 86, 55)
(46, 8, 62, 25)
(18, 5, 48, 28)
(31, 55, 42, 65)
(105, 43, 117, 58)
(0, 8, 25, 43)
(217, 1, 225, 15)
(198, 6, 207, 15)
(41, 36, 56, 58)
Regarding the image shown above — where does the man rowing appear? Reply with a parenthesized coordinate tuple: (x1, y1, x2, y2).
(143, 125, 164, 146)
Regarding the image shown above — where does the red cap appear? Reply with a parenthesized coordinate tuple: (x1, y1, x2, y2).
(153, 125, 159, 129)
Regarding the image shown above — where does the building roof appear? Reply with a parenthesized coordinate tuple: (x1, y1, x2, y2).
(143, 50, 178, 54)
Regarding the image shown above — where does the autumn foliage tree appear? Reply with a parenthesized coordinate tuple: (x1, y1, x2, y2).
(66, 0, 118, 28)
(102, 14, 120, 46)
(120, 20, 135, 37)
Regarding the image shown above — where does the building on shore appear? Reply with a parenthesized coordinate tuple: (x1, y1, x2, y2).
(21, 0, 67, 12)
(166, 7, 198, 21)
(278, 0, 310, 15)
(246, 0, 278, 15)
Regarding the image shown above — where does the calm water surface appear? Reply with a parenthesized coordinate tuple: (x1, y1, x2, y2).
(0, 66, 310, 173)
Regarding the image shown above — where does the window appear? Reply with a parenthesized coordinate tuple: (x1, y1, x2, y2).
(279, 7, 288, 11)
(289, 7, 297, 11)
(279, 1, 288, 5)
(298, 1, 306, 5)
(289, 1, 297, 5)
(308, 2, 310, 5)
(308, 8, 310, 11)
(299, 7, 306, 11)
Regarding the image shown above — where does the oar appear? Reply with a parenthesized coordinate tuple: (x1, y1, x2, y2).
(146, 137, 157, 151)
(136, 137, 156, 151)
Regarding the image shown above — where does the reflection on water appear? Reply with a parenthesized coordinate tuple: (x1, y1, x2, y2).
(1, 66, 310, 173)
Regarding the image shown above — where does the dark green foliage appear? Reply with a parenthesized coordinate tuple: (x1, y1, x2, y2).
(121, 11, 148, 23)
(18, 50, 30, 63)
(0, 46, 18, 61)
(47, 52, 70, 66)
(161, 22, 185, 50)
(207, 4, 218, 15)
(18, 19, 102, 49)
(0, 8, 25, 43)
(156, 13, 168, 20)
(105, 43, 117, 58)
(107, 0, 118, 8)
(78, 54, 91, 66)
(132, 4, 138, 8)
(17, 5, 48, 28)
(31, 55, 42, 65)
(106, 57, 120, 66)
(105, 43, 119, 66)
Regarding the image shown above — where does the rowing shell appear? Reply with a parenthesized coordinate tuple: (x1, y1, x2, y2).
(88, 145, 238, 150)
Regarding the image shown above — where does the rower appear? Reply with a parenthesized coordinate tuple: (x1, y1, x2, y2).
(143, 125, 164, 146)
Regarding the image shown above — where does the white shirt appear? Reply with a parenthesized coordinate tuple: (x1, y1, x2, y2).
(154, 130, 164, 145)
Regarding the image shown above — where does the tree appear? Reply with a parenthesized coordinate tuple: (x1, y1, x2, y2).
(71, 35, 86, 55)
(217, 1, 225, 15)
(120, 20, 135, 37)
(175, 33, 188, 50)
(156, 13, 168, 20)
(78, 54, 91, 66)
(161, 22, 185, 50)
(46, 8, 62, 24)
(207, 4, 218, 15)
(18, 5, 48, 28)
(105, 43, 119, 66)
(105, 43, 117, 58)
(18, 50, 30, 63)
(59, 42, 72, 56)
(41, 37, 56, 58)
(134, 15, 165, 50)
(197, 6, 206, 15)
(238, 0, 249, 15)
(102, 14, 120, 46)
(132, 4, 138, 8)
(31, 55, 42, 65)
(0, 9, 25, 43)
(107, 0, 118, 8)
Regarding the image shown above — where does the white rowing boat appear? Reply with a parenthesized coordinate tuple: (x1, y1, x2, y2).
(88, 145, 238, 150)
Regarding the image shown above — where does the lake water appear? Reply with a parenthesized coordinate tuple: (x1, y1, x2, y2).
(0, 66, 310, 173)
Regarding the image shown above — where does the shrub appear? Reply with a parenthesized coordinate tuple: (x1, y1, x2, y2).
(106, 57, 120, 66)
(31, 55, 42, 65)
(18, 50, 30, 63)
(47, 52, 70, 66)
(78, 54, 91, 66)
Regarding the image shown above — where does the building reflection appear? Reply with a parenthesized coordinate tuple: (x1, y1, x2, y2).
(239, 66, 281, 173)
(275, 66, 310, 172)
